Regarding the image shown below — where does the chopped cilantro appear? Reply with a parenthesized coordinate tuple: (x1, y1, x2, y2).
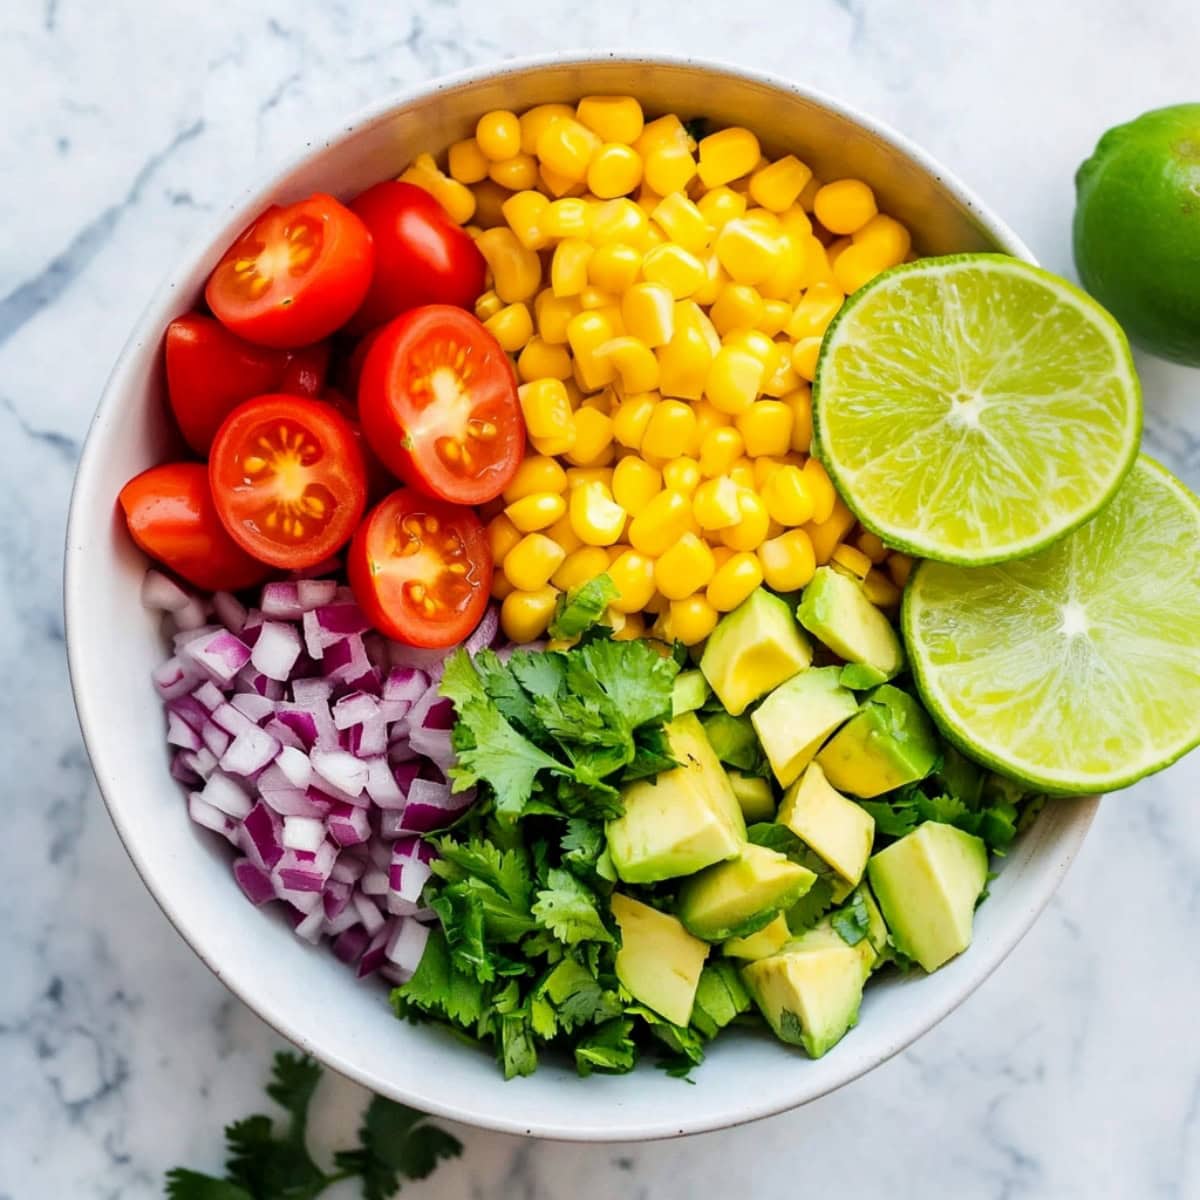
(548, 573, 619, 639)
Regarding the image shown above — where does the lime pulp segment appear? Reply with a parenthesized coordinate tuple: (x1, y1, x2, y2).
(902, 456, 1200, 794)
(813, 254, 1142, 565)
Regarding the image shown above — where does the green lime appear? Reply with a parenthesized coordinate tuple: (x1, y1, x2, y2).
(813, 254, 1141, 565)
(1074, 104, 1200, 366)
(902, 456, 1200, 794)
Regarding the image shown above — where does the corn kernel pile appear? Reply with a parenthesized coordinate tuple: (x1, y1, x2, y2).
(405, 97, 916, 645)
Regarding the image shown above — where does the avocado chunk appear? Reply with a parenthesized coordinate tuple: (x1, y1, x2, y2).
(816, 684, 938, 798)
(751, 666, 859, 787)
(611, 892, 710, 1026)
(797, 566, 904, 682)
(857, 883, 890, 960)
(690, 961, 753, 1038)
(724, 911, 791, 960)
(700, 588, 812, 716)
(677, 843, 817, 941)
(672, 668, 711, 716)
(867, 821, 989, 971)
(741, 920, 874, 1058)
(777, 763, 875, 886)
(607, 713, 746, 884)
(702, 711, 760, 771)
(728, 771, 776, 822)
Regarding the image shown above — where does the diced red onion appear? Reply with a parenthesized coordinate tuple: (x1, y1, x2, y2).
(278, 885, 323, 914)
(142, 569, 192, 613)
(200, 720, 231, 758)
(192, 680, 225, 712)
(261, 581, 304, 619)
(180, 746, 218, 780)
(406, 725, 455, 772)
(297, 577, 339, 608)
(293, 905, 326, 943)
(189, 792, 238, 841)
(393, 834, 438, 865)
(201, 770, 252, 820)
(219, 726, 281, 777)
(153, 655, 200, 700)
(282, 816, 326, 852)
(230, 693, 275, 723)
(388, 640, 452, 679)
(211, 701, 257, 738)
(233, 858, 276, 906)
(235, 665, 286, 700)
(292, 677, 334, 705)
(322, 633, 369, 684)
(273, 745, 313, 788)
(385, 917, 430, 976)
(330, 854, 366, 885)
(174, 624, 221, 650)
(251, 621, 303, 681)
(311, 749, 367, 797)
(363, 757, 405, 808)
(317, 602, 371, 636)
(360, 868, 389, 897)
(327, 801, 371, 847)
(182, 629, 251, 685)
(263, 717, 305, 751)
(212, 590, 249, 633)
(172, 596, 211, 631)
(333, 925, 369, 964)
(241, 802, 284, 870)
(354, 891, 386, 933)
(465, 604, 500, 655)
(323, 877, 353, 919)
(333, 691, 380, 729)
(400, 778, 474, 833)
(356, 923, 394, 978)
(166, 711, 202, 751)
(261, 786, 328, 818)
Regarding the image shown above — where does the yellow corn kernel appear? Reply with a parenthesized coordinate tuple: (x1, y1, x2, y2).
(489, 153, 539, 192)
(474, 289, 504, 322)
(620, 281, 676, 348)
(486, 512, 523, 565)
(805, 496, 856, 565)
(612, 391, 659, 449)
(778, 204, 814, 244)
(565, 406, 615, 467)
(706, 550, 764, 612)
(643, 142, 697, 196)
(752, 456, 783, 491)
(757, 299, 792, 338)
(735, 398, 793, 457)
(612, 456, 662, 512)
(696, 186, 747, 230)
(655, 532, 716, 600)
(662, 456, 701, 495)
(749, 155, 814, 213)
(587, 144, 643, 199)
(505, 491, 567, 533)
(729, 459, 756, 490)
(800, 457, 836, 524)
(641, 399, 698, 460)
(835, 241, 895, 294)
(723, 327, 779, 368)
(565, 310, 617, 391)
(400, 153, 477, 224)
(597, 336, 660, 394)
(587, 242, 642, 293)
(656, 323, 712, 401)
(720, 488, 770, 552)
(605, 549, 655, 614)
(551, 546, 610, 592)
(641, 243, 706, 299)
(698, 426, 745, 477)
(692, 399, 732, 442)
(475, 227, 541, 302)
(518, 378, 575, 455)
(813, 178, 878, 235)
(483, 302, 534, 353)
(580, 386, 618, 416)
(675, 299, 721, 355)
(852, 213, 911, 264)
(710, 283, 765, 336)
(545, 511, 583, 556)
(697, 126, 761, 188)
(863, 568, 902, 608)
(503, 455, 568, 505)
(568, 480, 626, 545)
(533, 290, 580, 345)
(634, 114, 688, 155)
(519, 103, 574, 155)
(503, 533, 567, 591)
(855, 530, 888, 563)
(448, 138, 490, 184)
(663, 594, 716, 645)
(491, 571, 515, 600)
(539, 197, 591, 240)
(500, 586, 559, 643)
(517, 337, 573, 383)
(755, 234, 806, 301)
(564, 467, 614, 491)
(628, 489, 693, 556)
(791, 337, 822, 382)
(761, 351, 800, 399)
(500, 189, 551, 251)
(649, 192, 711, 255)
(887, 552, 914, 589)
(476, 110, 522, 162)
(576, 95, 644, 144)
(536, 117, 600, 182)
(590, 199, 648, 245)
(551, 238, 594, 298)
(693, 475, 743, 530)
(705, 346, 765, 414)
(714, 218, 783, 286)
(831, 542, 873, 581)
(758, 529, 816, 592)
(761, 464, 815, 526)
(610, 610, 644, 640)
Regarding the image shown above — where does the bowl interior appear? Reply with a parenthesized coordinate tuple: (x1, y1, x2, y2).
(66, 54, 1097, 1140)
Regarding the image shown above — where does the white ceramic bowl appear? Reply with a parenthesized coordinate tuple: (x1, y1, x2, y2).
(65, 53, 1099, 1141)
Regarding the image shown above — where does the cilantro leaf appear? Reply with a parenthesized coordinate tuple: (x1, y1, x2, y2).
(831, 889, 869, 946)
(429, 888, 493, 982)
(165, 1171, 254, 1200)
(506, 649, 568, 706)
(574, 1018, 638, 1076)
(785, 875, 836, 933)
(560, 818, 605, 871)
(392, 927, 486, 1028)
(532, 868, 613, 945)
(575, 637, 679, 731)
(857, 798, 920, 839)
(265, 1052, 322, 1141)
(548, 574, 619, 639)
(432, 837, 533, 911)
(498, 1008, 539, 1078)
(470, 648, 539, 733)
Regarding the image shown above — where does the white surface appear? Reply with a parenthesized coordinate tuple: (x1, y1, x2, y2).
(3, 0, 1200, 1195)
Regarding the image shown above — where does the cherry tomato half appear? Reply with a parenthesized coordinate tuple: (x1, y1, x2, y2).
(347, 182, 485, 333)
(119, 462, 271, 592)
(349, 487, 492, 648)
(209, 394, 367, 569)
(206, 193, 374, 349)
(358, 305, 524, 505)
(164, 314, 330, 453)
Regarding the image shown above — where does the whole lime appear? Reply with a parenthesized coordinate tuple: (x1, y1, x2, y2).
(1074, 103, 1200, 366)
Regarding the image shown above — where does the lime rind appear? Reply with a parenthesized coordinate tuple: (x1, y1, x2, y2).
(902, 456, 1200, 794)
(813, 253, 1143, 566)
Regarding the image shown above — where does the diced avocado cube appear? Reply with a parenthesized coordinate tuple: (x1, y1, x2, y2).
(840, 662, 890, 691)
(751, 666, 859, 787)
(690, 961, 753, 1038)
(797, 566, 905, 682)
(700, 588, 812, 716)
(728, 771, 776, 822)
(677, 843, 817, 941)
(857, 883, 890, 960)
(816, 684, 938, 798)
(724, 912, 791, 960)
(741, 920, 872, 1058)
(867, 821, 989, 972)
(607, 713, 746, 884)
(702, 711, 760, 771)
(672, 669, 711, 716)
(777, 763, 875, 886)
(611, 892, 709, 1026)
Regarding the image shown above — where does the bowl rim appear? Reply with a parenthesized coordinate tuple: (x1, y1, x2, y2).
(64, 49, 1098, 1141)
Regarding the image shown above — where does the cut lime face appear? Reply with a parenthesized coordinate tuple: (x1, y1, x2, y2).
(813, 254, 1142, 565)
(903, 457, 1200, 794)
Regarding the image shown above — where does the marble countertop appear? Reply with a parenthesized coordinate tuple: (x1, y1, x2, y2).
(4, 0, 1200, 1196)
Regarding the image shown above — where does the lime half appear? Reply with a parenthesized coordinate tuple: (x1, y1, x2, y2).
(814, 254, 1142, 565)
(903, 456, 1200, 794)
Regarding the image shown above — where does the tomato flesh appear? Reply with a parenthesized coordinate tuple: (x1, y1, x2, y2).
(206, 194, 374, 349)
(119, 462, 271, 592)
(358, 305, 523, 505)
(209, 394, 367, 569)
(349, 488, 491, 647)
